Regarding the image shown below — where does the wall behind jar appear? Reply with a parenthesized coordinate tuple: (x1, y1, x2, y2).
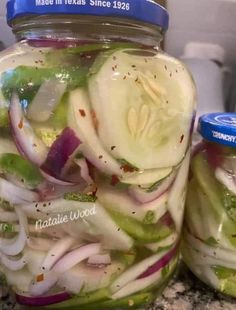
(0, 0, 14, 48)
(166, 0, 236, 111)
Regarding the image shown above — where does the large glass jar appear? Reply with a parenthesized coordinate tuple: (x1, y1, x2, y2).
(182, 113, 236, 297)
(0, 1, 196, 309)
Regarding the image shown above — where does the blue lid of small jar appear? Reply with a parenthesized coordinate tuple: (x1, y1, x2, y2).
(198, 113, 236, 147)
(7, 0, 169, 29)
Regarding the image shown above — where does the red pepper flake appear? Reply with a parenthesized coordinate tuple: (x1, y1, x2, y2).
(18, 118, 23, 129)
(111, 146, 116, 151)
(131, 65, 136, 68)
(180, 134, 185, 143)
(91, 109, 99, 130)
(123, 76, 127, 80)
(99, 155, 103, 159)
(120, 164, 137, 173)
(79, 109, 86, 117)
(36, 274, 44, 282)
(111, 175, 120, 186)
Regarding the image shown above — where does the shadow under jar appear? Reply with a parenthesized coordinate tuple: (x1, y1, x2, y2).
(0, 1, 196, 309)
(182, 113, 236, 298)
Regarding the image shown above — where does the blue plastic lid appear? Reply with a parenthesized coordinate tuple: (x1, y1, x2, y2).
(198, 113, 236, 147)
(7, 0, 169, 29)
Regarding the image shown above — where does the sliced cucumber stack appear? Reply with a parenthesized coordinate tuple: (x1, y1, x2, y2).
(88, 49, 195, 170)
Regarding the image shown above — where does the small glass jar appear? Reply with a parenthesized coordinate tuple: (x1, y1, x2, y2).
(183, 113, 236, 297)
(0, 1, 196, 309)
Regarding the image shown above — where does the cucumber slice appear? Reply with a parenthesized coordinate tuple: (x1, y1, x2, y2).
(0, 153, 43, 188)
(108, 209, 172, 243)
(88, 49, 195, 169)
(0, 138, 18, 154)
(120, 167, 172, 185)
(110, 248, 172, 294)
(97, 184, 167, 222)
(23, 198, 133, 251)
(167, 149, 190, 232)
(24, 248, 47, 276)
(46, 292, 153, 310)
(3, 267, 33, 294)
(58, 260, 125, 294)
(192, 152, 236, 247)
(46, 288, 110, 308)
(68, 88, 122, 176)
(1, 65, 87, 103)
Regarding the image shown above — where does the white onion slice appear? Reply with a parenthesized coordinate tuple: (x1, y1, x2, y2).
(112, 268, 162, 300)
(0, 252, 27, 271)
(0, 177, 39, 204)
(27, 80, 67, 122)
(215, 167, 236, 195)
(9, 93, 48, 166)
(87, 253, 111, 266)
(30, 271, 58, 297)
(129, 171, 176, 204)
(53, 243, 101, 274)
(27, 237, 55, 252)
(0, 207, 28, 256)
(74, 158, 94, 185)
(0, 211, 18, 222)
(29, 243, 101, 296)
(40, 237, 75, 271)
(110, 249, 171, 293)
(184, 230, 236, 263)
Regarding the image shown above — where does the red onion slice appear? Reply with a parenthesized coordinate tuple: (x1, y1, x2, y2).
(16, 291, 71, 307)
(29, 243, 101, 296)
(111, 246, 176, 293)
(53, 243, 101, 274)
(74, 158, 94, 185)
(138, 246, 178, 279)
(68, 88, 122, 176)
(27, 80, 67, 122)
(9, 93, 48, 166)
(41, 127, 81, 183)
(40, 170, 75, 186)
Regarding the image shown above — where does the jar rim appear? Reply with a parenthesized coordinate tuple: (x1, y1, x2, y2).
(199, 113, 236, 148)
(6, 0, 169, 30)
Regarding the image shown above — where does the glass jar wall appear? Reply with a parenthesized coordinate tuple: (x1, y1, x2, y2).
(183, 113, 236, 298)
(0, 1, 196, 308)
